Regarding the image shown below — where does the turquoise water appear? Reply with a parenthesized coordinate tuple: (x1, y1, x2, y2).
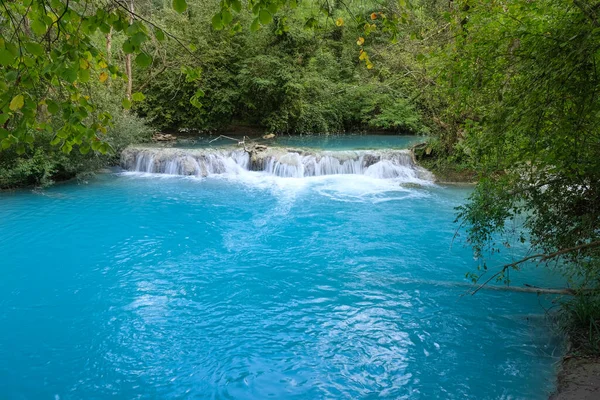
(175, 134, 426, 150)
(0, 172, 563, 398)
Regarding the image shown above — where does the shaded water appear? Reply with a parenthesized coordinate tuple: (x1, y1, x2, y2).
(0, 150, 564, 398)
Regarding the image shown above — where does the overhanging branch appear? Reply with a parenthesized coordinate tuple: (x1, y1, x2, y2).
(470, 239, 600, 295)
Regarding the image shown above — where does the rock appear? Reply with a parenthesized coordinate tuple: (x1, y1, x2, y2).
(180, 156, 199, 175)
(252, 144, 268, 151)
(153, 133, 177, 142)
(262, 133, 276, 139)
(363, 154, 381, 167)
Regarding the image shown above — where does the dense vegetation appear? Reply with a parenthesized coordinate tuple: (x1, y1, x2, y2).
(1, 0, 599, 353)
(443, 0, 600, 353)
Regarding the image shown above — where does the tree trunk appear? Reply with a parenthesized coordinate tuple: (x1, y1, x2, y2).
(125, 0, 134, 101)
(106, 27, 112, 62)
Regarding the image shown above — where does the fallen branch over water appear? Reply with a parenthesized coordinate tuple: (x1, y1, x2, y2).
(470, 240, 600, 295)
(393, 277, 583, 296)
(487, 284, 576, 295)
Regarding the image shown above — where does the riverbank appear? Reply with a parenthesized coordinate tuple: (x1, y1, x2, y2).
(551, 357, 600, 399)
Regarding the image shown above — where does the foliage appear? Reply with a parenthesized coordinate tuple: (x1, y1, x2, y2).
(0, 85, 151, 189)
(135, 0, 429, 135)
(560, 294, 600, 355)
(437, 1, 600, 287)
(0, 0, 161, 154)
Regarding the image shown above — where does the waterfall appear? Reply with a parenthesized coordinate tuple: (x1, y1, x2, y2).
(121, 146, 433, 181)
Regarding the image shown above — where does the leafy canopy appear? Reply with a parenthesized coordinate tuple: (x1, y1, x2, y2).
(0, 0, 199, 155)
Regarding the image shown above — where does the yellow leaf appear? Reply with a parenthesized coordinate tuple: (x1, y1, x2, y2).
(9, 94, 24, 111)
(366, 62, 373, 69)
(98, 60, 108, 68)
(79, 59, 89, 69)
(357, 37, 365, 46)
(336, 18, 344, 27)
(370, 12, 377, 20)
(99, 72, 108, 83)
(359, 51, 368, 61)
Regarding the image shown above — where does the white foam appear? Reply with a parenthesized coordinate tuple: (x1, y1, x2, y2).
(121, 146, 433, 182)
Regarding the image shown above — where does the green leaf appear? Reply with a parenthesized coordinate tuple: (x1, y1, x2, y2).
(47, 100, 60, 115)
(222, 9, 233, 25)
(231, 0, 242, 13)
(99, 142, 111, 154)
(122, 98, 132, 109)
(5, 42, 18, 57)
(250, 17, 260, 32)
(172, 0, 188, 13)
(78, 68, 91, 83)
(79, 144, 91, 154)
(259, 10, 272, 25)
(112, 18, 125, 32)
(99, 23, 111, 34)
(132, 92, 146, 102)
(31, 19, 47, 35)
(212, 13, 224, 30)
(61, 142, 72, 154)
(190, 88, 205, 109)
(24, 42, 44, 57)
(155, 28, 165, 41)
(0, 49, 15, 66)
(9, 95, 24, 111)
(122, 40, 135, 54)
(135, 53, 153, 68)
(230, 22, 243, 34)
(61, 67, 78, 83)
(50, 136, 61, 146)
(130, 32, 147, 47)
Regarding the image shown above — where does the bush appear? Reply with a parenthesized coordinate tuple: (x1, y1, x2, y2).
(0, 97, 152, 189)
(560, 293, 600, 355)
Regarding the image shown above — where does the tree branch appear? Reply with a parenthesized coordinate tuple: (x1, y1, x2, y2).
(470, 239, 600, 295)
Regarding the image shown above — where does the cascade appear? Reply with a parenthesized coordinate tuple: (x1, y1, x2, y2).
(121, 146, 433, 181)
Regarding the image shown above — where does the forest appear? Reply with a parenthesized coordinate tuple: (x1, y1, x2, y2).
(1, 0, 600, 370)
